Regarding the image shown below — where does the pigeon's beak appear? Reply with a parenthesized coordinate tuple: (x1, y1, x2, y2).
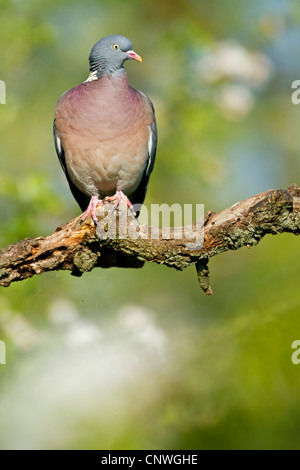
(126, 50, 143, 63)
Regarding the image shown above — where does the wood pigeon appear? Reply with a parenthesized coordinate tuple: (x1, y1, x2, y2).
(53, 35, 157, 224)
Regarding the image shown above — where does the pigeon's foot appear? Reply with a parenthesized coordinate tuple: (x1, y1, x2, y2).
(81, 195, 102, 226)
(104, 190, 136, 216)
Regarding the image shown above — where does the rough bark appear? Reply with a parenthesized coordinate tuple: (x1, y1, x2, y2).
(0, 184, 299, 294)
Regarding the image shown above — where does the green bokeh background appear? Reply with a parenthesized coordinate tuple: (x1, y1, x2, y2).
(0, 0, 300, 450)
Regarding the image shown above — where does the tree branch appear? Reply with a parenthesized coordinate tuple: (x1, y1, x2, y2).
(0, 184, 299, 294)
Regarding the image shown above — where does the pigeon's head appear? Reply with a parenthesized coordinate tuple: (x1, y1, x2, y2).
(88, 35, 142, 76)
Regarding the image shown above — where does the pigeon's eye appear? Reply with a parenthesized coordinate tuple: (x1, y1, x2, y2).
(113, 44, 119, 51)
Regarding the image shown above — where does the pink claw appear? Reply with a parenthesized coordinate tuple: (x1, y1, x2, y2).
(104, 190, 135, 213)
(81, 195, 102, 225)
(81, 191, 135, 226)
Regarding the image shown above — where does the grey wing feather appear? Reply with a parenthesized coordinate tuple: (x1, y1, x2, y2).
(53, 119, 89, 212)
(131, 95, 157, 213)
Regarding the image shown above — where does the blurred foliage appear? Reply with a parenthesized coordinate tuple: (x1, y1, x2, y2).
(0, 0, 300, 450)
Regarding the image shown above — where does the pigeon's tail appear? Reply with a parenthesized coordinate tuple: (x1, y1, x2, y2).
(98, 249, 145, 269)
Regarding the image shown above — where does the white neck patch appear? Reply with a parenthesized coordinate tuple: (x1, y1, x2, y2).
(85, 71, 98, 83)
